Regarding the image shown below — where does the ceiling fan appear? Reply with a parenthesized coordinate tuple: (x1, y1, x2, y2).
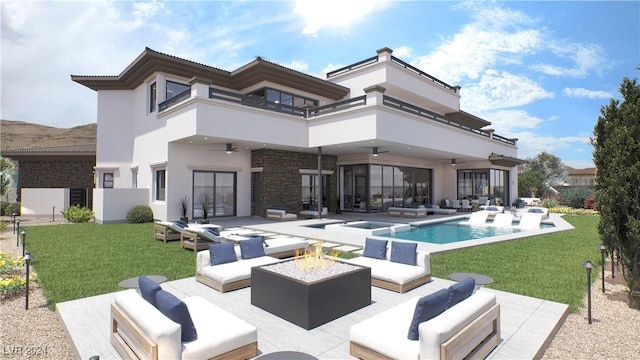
(372, 147, 389, 157)
(209, 143, 239, 153)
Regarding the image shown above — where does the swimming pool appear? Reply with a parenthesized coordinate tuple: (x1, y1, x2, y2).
(386, 220, 553, 244)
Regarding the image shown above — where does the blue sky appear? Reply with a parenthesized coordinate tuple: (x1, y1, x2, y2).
(2, 1, 638, 168)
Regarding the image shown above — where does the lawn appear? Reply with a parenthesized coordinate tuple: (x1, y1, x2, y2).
(23, 216, 600, 312)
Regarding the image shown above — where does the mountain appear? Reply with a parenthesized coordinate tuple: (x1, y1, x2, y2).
(0, 120, 96, 150)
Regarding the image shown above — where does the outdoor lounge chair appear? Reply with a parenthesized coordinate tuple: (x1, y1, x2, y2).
(299, 206, 328, 218)
(265, 208, 298, 221)
(180, 227, 224, 251)
(461, 199, 472, 212)
(489, 213, 514, 227)
(450, 199, 461, 211)
(514, 213, 542, 230)
(479, 205, 505, 218)
(459, 211, 489, 226)
(153, 221, 188, 242)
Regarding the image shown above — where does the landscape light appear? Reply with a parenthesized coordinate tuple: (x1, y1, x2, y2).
(582, 260, 595, 324)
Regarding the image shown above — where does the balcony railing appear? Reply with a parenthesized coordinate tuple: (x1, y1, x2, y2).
(390, 56, 458, 93)
(209, 88, 307, 117)
(306, 96, 367, 117)
(382, 96, 516, 146)
(326, 56, 379, 79)
(158, 89, 191, 111)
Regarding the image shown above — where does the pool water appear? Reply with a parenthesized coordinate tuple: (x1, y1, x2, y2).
(387, 220, 550, 244)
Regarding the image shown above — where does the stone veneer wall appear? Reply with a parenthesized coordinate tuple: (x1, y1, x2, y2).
(251, 149, 337, 217)
(16, 157, 95, 191)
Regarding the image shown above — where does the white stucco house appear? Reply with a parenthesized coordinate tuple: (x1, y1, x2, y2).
(72, 47, 523, 224)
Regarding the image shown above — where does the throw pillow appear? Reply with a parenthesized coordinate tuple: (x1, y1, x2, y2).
(308, 204, 318, 211)
(362, 238, 388, 260)
(240, 236, 266, 259)
(155, 289, 198, 342)
(203, 227, 220, 237)
(407, 288, 450, 340)
(174, 221, 187, 229)
(138, 275, 161, 308)
(208, 242, 237, 265)
(447, 277, 476, 308)
(389, 241, 417, 266)
(529, 208, 544, 213)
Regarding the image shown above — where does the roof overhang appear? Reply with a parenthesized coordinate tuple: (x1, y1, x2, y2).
(1, 144, 96, 159)
(488, 153, 527, 167)
(71, 48, 349, 100)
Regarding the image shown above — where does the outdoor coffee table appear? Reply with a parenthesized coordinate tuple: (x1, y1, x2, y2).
(118, 275, 167, 289)
(449, 272, 494, 289)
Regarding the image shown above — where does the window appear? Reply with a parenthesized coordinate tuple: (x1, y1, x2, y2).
(246, 87, 318, 112)
(132, 169, 138, 188)
(155, 169, 166, 201)
(301, 174, 329, 210)
(166, 81, 189, 100)
(103, 173, 114, 188)
(193, 171, 236, 218)
(149, 82, 157, 112)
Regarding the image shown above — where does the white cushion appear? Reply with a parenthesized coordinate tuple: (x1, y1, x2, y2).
(198, 255, 281, 284)
(347, 256, 427, 285)
(115, 289, 182, 360)
(181, 297, 257, 360)
(263, 237, 308, 255)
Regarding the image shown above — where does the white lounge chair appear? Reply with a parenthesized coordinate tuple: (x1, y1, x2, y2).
(459, 211, 489, 226)
(522, 206, 549, 220)
(154, 221, 189, 242)
(450, 199, 461, 211)
(514, 213, 542, 230)
(479, 205, 504, 218)
(299, 206, 328, 218)
(180, 226, 224, 251)
(489, 213, 514, 227)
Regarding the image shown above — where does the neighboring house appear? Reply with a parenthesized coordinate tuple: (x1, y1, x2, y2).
(72, 47, 523, 224)
(566, 166, 597, 187)
(0, 144, 96, 213)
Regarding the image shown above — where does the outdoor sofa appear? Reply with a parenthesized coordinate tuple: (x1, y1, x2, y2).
(344, 238, 431, 293)
(299, 205, 328, 218)
(111, 279, 257, 360)
(349, 278, 500, 360)
(387, 206, 431, 218)
(265, 208, 298, 221)
(425, 204, 457, 215)
(196, 240, 282, 293)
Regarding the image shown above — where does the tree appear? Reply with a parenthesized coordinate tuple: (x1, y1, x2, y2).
(0, 157, 15, 201)
(592, 76, 640, 309)
(517, 168, 545, 198)
(526, 151, 567, 187)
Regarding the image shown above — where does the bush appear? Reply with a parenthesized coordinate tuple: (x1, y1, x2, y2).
(584, 194, 597, 210)
(62, 205, 94, 223)
(558, 187, 594, 209)
(548, 207, 598, 216)
(1, 201, 20, 216)
(126, 205, 153, 223)
(541, 198, 558, 208)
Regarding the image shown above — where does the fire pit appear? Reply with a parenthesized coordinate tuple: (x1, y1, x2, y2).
(251, 244, 371, 330)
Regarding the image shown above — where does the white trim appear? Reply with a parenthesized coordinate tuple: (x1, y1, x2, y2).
(94, 166, 119, 172)
(251, 167, 264, 173)
(299, 169, 334, 175)
(149, 161, 168, 169)
(187, 165, 243, 172)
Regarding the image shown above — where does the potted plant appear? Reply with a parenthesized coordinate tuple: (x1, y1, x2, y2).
(178, 195, 190, 222)
(198, 192, 212, 224)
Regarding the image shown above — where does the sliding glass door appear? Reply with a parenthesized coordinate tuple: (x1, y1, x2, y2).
(193, 171, 236, 218)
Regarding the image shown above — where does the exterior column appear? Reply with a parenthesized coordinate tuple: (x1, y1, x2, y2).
(376, 47, 394, 62)
(364, 85, 386, 106)
(189, 76, 212, 99)
(317, 147, 322, 219)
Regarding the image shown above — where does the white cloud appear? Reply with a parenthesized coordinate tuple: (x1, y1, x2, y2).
(508, 131, 590, 160)
(461, 70, 553, 111)
(280, 60, 309, 73)
(563, 87, 612, 99)
(532, 43, 604, 77)
(294, 0, 388, 36)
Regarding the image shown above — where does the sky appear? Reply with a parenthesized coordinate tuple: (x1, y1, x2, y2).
(1, 1, 638, 169)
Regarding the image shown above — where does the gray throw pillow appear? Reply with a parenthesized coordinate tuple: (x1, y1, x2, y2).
(407, 288, 450, 340)
(389, 241, 417, 266)
(447, 277, 476, 308)
(362, 238, 388, 260)
(155, 289, 198, 342)
(208, 242, 237, 265)
(240, 236, 266, 259)
(138, 275, 161, 308)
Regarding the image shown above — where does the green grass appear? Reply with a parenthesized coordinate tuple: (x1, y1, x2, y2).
(431, 215, 600, 312)
(24, 223, 195, 309)
(23, 216, 601, 312)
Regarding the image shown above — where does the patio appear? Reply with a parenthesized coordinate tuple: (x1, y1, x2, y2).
(56, 212, 570, 359)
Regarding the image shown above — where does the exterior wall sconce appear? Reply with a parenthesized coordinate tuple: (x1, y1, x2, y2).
(372, 147, 379, 157)
(451, 159, 456, 166)
(582, 260, 595, 324)
(226, 143, 233, 154)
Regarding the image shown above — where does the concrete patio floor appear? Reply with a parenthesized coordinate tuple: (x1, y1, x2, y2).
(57, 212, 572, 359)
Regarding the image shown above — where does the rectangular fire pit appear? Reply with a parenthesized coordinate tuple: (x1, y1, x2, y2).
(251, 259, 371, 330)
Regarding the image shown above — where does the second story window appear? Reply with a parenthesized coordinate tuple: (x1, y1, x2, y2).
(166, 81, 189, 100)
(149, 82, 157, 112)
(103, 173, 114, 188)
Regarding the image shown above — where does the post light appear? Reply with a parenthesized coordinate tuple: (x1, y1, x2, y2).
(11, 213, 17, 234)
(15, 219, 20, 246)
(24, 253, 33, 310)
(582, 260, 595, 324)
(52, 206, 56, 222)
(599, 244, 606, 293)
(21, 230, 27, 257)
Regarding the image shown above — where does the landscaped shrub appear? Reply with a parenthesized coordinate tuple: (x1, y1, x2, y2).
(1, 201, 20, 216)
(584, 194, 597, 210)
(558, 187, 594, 209)
(0, 250, 37, 300)
(541, 198, 558, 208)
(548, 207, 598, 216)
(126, 205, 154, 223)
(62, 205, 94, 223)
